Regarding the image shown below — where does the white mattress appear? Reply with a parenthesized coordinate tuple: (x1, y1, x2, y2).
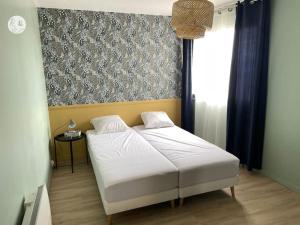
(86, 129, 178, 203)
(133, 126, 239, 188)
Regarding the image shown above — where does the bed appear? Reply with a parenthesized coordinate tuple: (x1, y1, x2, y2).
(133, 125, 240, 204)
(86, 128, 178, 223)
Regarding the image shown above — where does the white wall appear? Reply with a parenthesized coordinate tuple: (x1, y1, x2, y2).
(35, 0, 232, 15)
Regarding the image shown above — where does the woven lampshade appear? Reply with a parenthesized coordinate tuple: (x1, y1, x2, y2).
(175, 25, 206, 39)
(171, 0, 214, 39)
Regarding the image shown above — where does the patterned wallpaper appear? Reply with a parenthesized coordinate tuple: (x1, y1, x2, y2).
(38, 8, 182, 106)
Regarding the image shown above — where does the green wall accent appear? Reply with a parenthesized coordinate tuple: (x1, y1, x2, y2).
(0, 0, 51, 224)
(262, 0, 300, 193)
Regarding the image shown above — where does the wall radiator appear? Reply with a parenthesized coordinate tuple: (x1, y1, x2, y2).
(22, 185, 52, 225)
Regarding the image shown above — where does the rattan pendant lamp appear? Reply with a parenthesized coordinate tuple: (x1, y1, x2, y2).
(171, 0, 214, 39)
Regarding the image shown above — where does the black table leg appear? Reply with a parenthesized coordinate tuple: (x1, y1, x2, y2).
(70, 141, 74, 173)
(85, 137, 89, 164)
(54, 140, 58, 169)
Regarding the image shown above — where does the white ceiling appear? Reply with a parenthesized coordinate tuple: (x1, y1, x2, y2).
(34, 0, 235, 16)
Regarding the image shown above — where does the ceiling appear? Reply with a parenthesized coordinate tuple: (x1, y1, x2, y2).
(34, 0, 235, 15)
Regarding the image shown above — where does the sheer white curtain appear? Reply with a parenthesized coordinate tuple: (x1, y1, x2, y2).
(192, 9, 236, 149)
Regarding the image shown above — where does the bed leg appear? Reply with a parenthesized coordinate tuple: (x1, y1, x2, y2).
(107, 215, 112, 225)
(170, 199, 175, 208)
(179, 198, 184, 207)
(230, 186, 236, 199)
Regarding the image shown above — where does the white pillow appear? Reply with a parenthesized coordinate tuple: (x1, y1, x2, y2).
(90, 115, 129, 134)
(141, 112, 175, 129)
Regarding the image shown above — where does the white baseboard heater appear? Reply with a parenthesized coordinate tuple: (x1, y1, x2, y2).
(22, 185, 52, 225)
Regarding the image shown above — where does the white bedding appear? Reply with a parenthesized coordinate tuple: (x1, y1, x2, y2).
(86, 129, 178, 203)
(133, 126, 240, 188)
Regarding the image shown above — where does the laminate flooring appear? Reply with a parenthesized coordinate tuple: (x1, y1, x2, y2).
(50, 164, 300, 225)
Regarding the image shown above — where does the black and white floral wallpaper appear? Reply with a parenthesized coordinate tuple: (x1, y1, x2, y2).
(38, 8, 182, 106)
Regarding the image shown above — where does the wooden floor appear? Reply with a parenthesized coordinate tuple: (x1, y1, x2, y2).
(50, 164, 300, 225)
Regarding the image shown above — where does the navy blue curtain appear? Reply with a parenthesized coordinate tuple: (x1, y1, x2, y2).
(226, 0, 270, 170)
(181, 39, 194, 133)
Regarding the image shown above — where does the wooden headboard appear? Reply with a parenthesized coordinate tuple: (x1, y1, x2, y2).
(49, 99, 181, 164)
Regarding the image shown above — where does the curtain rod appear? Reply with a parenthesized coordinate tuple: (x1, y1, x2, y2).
(214, 1, 237, 11)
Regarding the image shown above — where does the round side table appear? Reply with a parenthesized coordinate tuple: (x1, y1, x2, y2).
(54, 133, 88, 173)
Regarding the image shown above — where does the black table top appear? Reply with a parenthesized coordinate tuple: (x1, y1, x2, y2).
(54, 133, 86, 142)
